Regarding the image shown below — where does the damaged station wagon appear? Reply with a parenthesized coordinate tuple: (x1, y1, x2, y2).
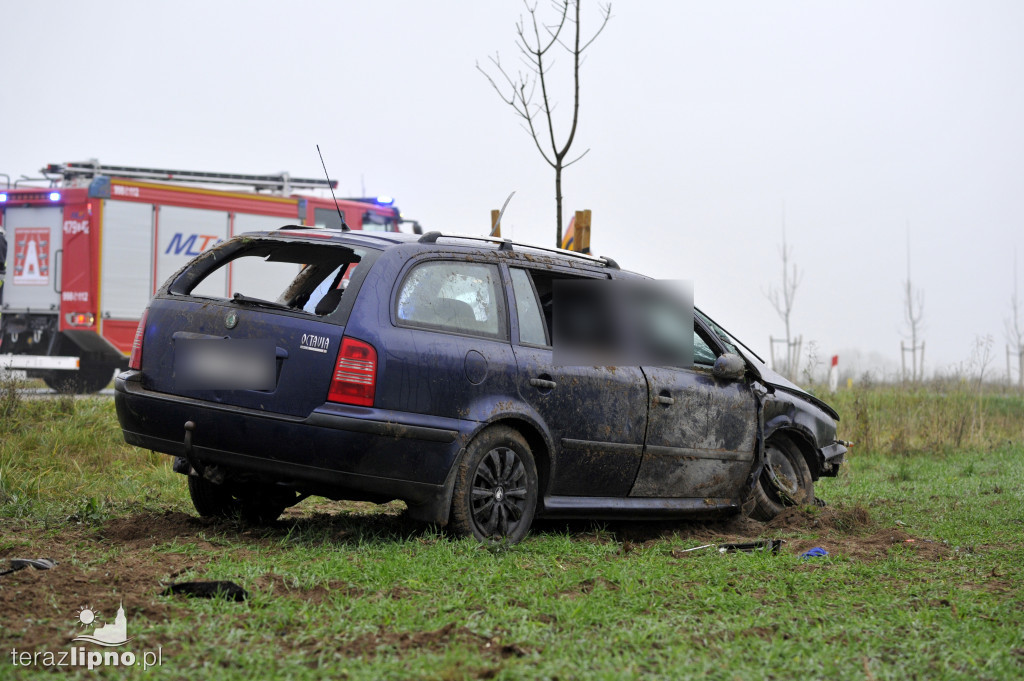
(115, 227, 847, 543)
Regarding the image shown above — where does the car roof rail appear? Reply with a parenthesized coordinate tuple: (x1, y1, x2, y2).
(417, 231, 619, 269)
(418, 231, 513, 250)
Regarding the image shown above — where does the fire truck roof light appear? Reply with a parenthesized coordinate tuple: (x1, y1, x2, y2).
(0, 193, 7, 202)
(376, 196, 394, 206)
(48, 191, 61, 202)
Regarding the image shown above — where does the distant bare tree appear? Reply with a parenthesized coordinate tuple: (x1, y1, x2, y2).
(763, 225, 803, 380)
(478, 1, 612, 248)
(901, 227, 925, 383)
(1006, 250, 1024, 389)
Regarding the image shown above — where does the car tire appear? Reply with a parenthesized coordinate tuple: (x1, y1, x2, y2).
(450, 425, 538, 545)
(43, 362, 116, 394)
(187, 477, 288, 525)
(750, 436, 814, 521)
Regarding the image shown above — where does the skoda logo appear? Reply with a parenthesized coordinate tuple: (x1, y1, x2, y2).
(225, 311, 238, 329)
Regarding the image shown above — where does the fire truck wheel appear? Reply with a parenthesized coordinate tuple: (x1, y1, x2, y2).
(43, 363, 117, 394)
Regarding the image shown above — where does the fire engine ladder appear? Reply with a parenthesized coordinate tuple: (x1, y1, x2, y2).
(42, 160, 337, 194)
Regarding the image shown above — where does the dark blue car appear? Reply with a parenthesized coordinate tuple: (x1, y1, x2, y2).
(114, 227, 846, 543)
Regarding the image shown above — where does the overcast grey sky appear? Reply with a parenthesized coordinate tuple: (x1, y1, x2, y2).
(3, 1, 1022, 378)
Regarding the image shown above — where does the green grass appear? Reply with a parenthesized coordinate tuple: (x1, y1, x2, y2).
(825, 384, 1024, 456)
(0, 396, 183, 521)
(2, 390, 1023, 680)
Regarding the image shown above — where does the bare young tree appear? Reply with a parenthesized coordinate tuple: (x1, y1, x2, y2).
(1006, 250, 1024, 388)
(478, 1, 612, 247)
(901, 227, 926, 382)
(763, 225, 803, 380)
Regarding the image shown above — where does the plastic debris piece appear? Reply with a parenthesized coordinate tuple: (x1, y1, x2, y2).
(162, 581, 248, 602)
(12, 558, 57, 570)
(676, 544, 716, 554)
(672, 539, 784, 557)
(800, 547, 829, 559)
(0, 558, 58, 577)
(719, 540, 784, 554)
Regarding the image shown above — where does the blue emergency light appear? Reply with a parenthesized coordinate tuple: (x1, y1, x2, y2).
(49, 192, 61, 202)
(376, 196, 394, 206)
(0, 193, 7, 202)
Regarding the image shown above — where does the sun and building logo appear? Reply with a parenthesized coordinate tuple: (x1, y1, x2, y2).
(7, 600, 161, 671)
(72, 602, 132, 646)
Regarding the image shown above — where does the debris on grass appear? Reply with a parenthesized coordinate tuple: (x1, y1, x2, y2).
(162, 581, 249, 602)
(672, 540, 784, 556)
(0, 557, 57, 576)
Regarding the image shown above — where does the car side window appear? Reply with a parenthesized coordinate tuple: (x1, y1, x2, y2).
(396, 261, 506, 339)
(693, 327, 718, 367)
(509, 268, 549, 346)
(513, 268, 605, 349)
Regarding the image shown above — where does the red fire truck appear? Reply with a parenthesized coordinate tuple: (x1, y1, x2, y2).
(0, 161, 421, 393)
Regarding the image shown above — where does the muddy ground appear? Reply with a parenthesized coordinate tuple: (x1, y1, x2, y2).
(0, 504, 951, 652)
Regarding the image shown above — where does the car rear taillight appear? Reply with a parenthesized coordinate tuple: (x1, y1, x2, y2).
(327, 337, 377, 406)
(128, 309, 148, 370)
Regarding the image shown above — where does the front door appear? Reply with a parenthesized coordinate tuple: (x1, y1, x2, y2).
(631, 326, 757, 500)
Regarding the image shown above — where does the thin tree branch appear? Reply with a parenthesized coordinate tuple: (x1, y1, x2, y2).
(478, 0, 610, 246)
(562, 147, 591, 168)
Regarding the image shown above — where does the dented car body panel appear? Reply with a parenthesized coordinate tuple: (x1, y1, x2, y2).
(114, 229, 846, 530)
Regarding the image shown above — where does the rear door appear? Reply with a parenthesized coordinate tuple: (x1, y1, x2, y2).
(506, 265, 648, 498)
(366, 256, 519, 421)
(3, 206, 62, 312)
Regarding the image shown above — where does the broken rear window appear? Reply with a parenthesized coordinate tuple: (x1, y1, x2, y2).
(168, 239, 373, 317)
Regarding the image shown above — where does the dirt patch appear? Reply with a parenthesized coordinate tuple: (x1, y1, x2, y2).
(760, 506, 951, 562)
(786, 528, 950, 563)
(0, 514, 230, 650)
(100, 510, 232, 548)
(340, 622, 530, 661)
(0, 547, 189, 650)
(639, 504, 953, 563)
(765, 505, 873, 533)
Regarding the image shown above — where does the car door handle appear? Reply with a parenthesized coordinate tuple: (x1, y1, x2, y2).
(655, 394, 675, 406)
(530, 377, 557, 390)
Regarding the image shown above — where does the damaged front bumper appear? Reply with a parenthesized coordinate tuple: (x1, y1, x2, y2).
(818, 440, 849, 476)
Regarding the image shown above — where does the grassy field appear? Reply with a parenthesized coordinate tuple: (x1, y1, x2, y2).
(1, 387, 1023, 680)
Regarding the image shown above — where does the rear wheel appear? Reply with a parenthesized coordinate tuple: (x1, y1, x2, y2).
(450, 426, 538, 545)
(187, 477, 291, 525)
(750, 437, 814, 521)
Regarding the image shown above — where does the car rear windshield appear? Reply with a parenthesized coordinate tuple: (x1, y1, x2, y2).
(167, 238, 376, 318)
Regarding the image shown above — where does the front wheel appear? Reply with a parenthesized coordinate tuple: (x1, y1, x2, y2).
(749, 437, 814, 521)
(450, 426, 539, 545)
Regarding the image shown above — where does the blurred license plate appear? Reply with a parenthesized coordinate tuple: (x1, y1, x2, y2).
(175, 339, 275, 391)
